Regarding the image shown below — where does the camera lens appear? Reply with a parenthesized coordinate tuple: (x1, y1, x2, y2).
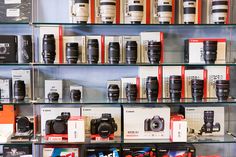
(191, 79, 204, 101)
(216, 80, 229, 101)
(66, 43, 79, 64)
(108, 42, 120, 64)
(48, 92, 60, 101)
(70, 89, 81, 101)
(126, 83, 137, 102)
(87, 39, 99, 64)
(108, 84, 119, 101)
(100, 0, 116, 24)
(148, 41, 161, 64)
(169, 75, 182, 101)
(126, 41, 137, 64)
(203, 41, 218, 64)
(146, 77, 158, 101)
(204, 110, 214, 126)
(128, 0, 144, 24)
(42, 34, 56, 64)
(14, 80, 26, 101)
(150, 118, 164, 132)
(183, 0, 196, 24)
(212, 0, 228, 24)
(157, 0, 173, 24)
(73, 0, 89, 24)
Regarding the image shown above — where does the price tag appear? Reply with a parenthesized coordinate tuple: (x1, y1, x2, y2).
(6, 9, 20, 17)
(4, 0, 21, 4)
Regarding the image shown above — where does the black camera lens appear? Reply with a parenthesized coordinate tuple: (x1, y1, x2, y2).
(126, 84, 137, 102)
(70, 89, 81, 101)
(191, 79, 204, 101)
(66, 43, 79, 64)
(108, 84, 119, 101)
(14, 80, 26, 101)
(169, 75, 182, 101)
(148, 41, 161, 64)
(203, 41, 218, 64)
(48, 92, 59, 101)
(146, 77, 158, 101)
(87, 39, 99, 64)
(126, 41, 137, 64)
(42, 34, 56, 64)
(108, 42, 120, 64)
(216, 80, 229, 101)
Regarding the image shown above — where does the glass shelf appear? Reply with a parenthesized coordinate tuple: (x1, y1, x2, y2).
(0, 63, 32, 66)
(0, 99, 32, 105)
(0, 141, 32, 145)
(0, 22, 30, 25)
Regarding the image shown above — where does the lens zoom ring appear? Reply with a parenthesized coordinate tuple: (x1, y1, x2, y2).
(212, 1, 228, 5)
(129, 5, 143, 11)
(212, 9, 228, 13)
(184, 8, 196, 14)
(158, 6, 172, 12)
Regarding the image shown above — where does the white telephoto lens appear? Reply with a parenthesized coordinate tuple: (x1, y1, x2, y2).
(100, 0, 116, 24)
(212, 0, 228, 24)
(157, 0, 172, 24)
(73, 0, 89, 23)
(183, 0, 196, 24)
(128, 0, 144, 24)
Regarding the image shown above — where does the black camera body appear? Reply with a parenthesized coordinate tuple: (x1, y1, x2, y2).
(45, 112, 70, 135)
(90, 113, 117, 139)
(144, 116, 164, 132)
(199, 111, 220, 135)
(16, 116, 34, 134)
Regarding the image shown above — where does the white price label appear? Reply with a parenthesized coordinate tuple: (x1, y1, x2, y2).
(6, 9, 20, 17)
(4, 0, 21, 4)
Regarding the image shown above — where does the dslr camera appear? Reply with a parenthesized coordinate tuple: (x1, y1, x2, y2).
(199, 111, 220, 135)
(45, 112, 71, 135)
(90, 113, 118, 139)
(144, 116, 164, 132)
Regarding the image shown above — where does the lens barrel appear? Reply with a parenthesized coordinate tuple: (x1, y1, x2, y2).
(74, 0, 89, 23)
(48, 92, 59, 101)
(126, 41, 137, 64)
(146, 77, 158, 101)
(128, 0, 144, 24)
(100, 0, 116, 24)
(108, 84, 119, 101)
(70, 89, 81, 101)
(191, 79, 204, 101)
(157, 0, 172, 24)
(183, 0, 196, 24)
(169, 75, 182, 101)
(203, 41, 218, 64)
(87, 39, 99, 64)
(148, 41, 161, 64)
(66, 43, 79, 64)
(42, 34, 56, 64)
(108, 42, 120, 64)
(212, 0, 228, 24)
(14, 80, 26, 101)
(126, 83, 137, 101)
(216, 80, 229, 101)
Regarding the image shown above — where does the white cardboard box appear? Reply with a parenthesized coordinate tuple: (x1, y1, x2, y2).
(122, 36, 141, 63)
(45, 80, 63, 99)
(104, 36, 123, 63)
(43, 148, 79, 157)
(121, 77, 138, 99)
(170, 115, 187, 142)
(0, 124, 13, 143)
(0, 79, 11, 99)
(68, 116, 85, 142)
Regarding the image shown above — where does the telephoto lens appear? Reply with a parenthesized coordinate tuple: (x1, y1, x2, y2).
(203, 41, 218, 64)
(126, 84, 137, 102)
(212, 0, 228, 24)
(148, 41, 161, 64)
(128, 0, 144, 24)
(87, 39, 99, 64)
(48, 92, 60, 101)
(146, 77, 159, 101)
(100, 0, 116, 24)
(169, 75, 182, 101)
(72, 0, 89, 24)
(108, 42, 120, 64)
(66, 43, 79, 64)
(70, 89, 81, 101)
(157, 0, 173, 24)
(216, 80, 230, 101)
(183, 0, 196, 24)
(108, 84, 119, 101)
(191, 79, 204, 101)
(42, 34, 56, 64)
(14, 80, 26, 101)
(126, 41, 137, 64)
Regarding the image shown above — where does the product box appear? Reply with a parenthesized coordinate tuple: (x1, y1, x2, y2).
(17, 35, 32, 64)
(182, 106, 225, 136)
(0, 79, 11, 99)
(0, 35, 17, 63)
(138, 66, 162, 99)
(0, 0, 32, 22)
(68, 116, 85, 143)
(184, 38, 227, 64)
(140, 32, 164, 63)
(70, 85, 83, 99)
(123, 106, 170, 140)
(121, 77, 139, 99)
(12, 69, 31, 99)
(122, 36, 141, 63)
(0, 129, 12, 143)
(45, 80, 63, 99)
(40, 107, 81, 136)
(81, 106, 121, 140)
(122, 146, 156, 157)
(0, 105, 16, 124)
(63, 36, 86, 63)
(105, 36, 123, 64)
(86, 36, 104, 64)
(43, 147, 79, 157)
(3, 145, 32, 157)
(86, 147, 120, 157)
(170, 115, 187, 142)
(107, 80, 121, 100)
(206, 66, 229, 98)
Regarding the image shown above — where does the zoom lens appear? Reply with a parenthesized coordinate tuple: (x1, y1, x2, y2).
(42, 34, 56, 64)
(100, 0, 116, 24)
(146, 77, 158, 101)
(128, 0, 144, 24)
(14, 80, 26, 101)
(126, 84, 137, 101)
(108, 42, 120, 64)
(158, 0, 173, 24)
(183, 0, 196, 24)
(108, 84, 119, 101)
(126, 41, 137, 64)
(48, 92, 59, 101)
(148, 41, 161, 64)
(212, 0, 228, 24)
(70, 89, 81, 101)
(203, 41, 218, 64)
(66, 43, 79, 64)
(191, 79, 204, 101)
(216, 80, 229, 101)
(87, 39, 99, 64)
(169, 75, 182, 101)
(73, 0, 89, 24)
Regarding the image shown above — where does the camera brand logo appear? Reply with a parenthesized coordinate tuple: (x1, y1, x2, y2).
(83, 109, 91, 111)
(59, 153, 75, 157)
(126, 110, 134, 113)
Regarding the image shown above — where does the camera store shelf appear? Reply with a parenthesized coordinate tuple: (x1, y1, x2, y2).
(0, 63, 32, 67)
(0, 141, 32, 146)
(0, 22, 30, 25)
(0, 99, 32, 105)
